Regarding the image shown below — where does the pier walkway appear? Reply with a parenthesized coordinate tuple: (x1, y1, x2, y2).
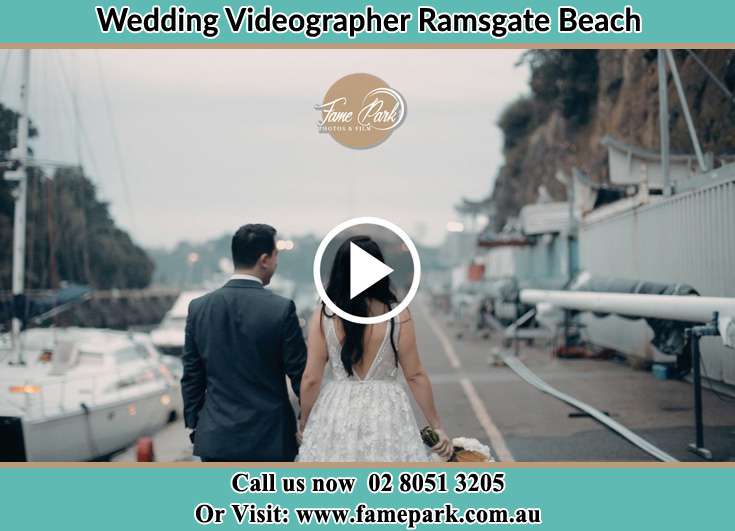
(114, 301, 735, 462)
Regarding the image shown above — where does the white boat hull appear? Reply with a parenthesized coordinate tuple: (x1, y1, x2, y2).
(15, 387, 179, 461)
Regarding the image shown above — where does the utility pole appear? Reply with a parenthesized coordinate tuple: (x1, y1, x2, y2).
(555, 169, 577, 352)
(665, 49, 709, 174)
(564, 173, 577, 350)
(8, 49, 31, 365)
(657, 50, 671, 197)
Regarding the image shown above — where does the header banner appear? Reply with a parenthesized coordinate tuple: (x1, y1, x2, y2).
(0, 1, 733, 45)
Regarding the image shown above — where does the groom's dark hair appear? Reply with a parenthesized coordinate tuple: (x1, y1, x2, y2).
(231, 224, 277, 268)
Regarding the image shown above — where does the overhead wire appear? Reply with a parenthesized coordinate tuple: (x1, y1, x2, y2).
(686, 50, 735, 106)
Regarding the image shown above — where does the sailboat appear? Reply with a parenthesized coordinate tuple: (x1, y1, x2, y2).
(0, 50, 182, 461)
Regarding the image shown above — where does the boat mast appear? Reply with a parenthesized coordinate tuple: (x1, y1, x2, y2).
(10, 49, 31, 365)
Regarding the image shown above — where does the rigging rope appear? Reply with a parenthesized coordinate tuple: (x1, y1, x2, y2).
(0, 50, 12, 104)
(94, 51, 138, 233)
(53, 51, 102, 182)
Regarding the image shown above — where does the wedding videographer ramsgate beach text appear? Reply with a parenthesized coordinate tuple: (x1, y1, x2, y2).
(191, 470, 542, 527)
(95, 5, 643, 40)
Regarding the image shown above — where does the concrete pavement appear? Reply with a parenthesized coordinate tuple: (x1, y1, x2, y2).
(114, 299, 735, 462)
(415, 302, 735, 462)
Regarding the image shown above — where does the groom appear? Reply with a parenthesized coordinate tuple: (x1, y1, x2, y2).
(181, 224, 307, 461)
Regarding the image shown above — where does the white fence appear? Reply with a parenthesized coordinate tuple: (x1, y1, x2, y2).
(578, 170, 735, 384)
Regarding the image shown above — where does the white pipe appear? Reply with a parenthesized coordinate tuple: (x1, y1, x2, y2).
(520, 290, 735, 324)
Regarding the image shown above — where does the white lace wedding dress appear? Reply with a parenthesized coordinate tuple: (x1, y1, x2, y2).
(296, 317, 431, 462)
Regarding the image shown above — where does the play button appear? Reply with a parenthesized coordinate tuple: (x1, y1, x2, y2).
(350, 242, 394, 299)
(313, 217, 421, 325)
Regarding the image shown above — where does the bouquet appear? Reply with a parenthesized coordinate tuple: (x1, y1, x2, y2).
(420, 426, 494, 462)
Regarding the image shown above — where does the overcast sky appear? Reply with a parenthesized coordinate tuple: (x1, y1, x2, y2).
(0, 49, 529, 248)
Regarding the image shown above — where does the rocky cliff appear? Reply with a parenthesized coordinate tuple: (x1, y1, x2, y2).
(491, 50, 735, 226)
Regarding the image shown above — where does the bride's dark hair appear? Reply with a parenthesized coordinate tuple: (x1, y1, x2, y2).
(322, 235, 399, 377)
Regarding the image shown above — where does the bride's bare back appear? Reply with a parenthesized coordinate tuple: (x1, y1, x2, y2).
(330, 299, 392, 380)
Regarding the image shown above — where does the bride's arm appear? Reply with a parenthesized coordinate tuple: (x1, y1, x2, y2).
(397, 310, 452, 459)
(298, 307, 329, 433)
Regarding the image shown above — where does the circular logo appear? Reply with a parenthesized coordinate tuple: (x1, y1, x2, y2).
(315, 73, 406, 149)
(313, 217, 421, 325)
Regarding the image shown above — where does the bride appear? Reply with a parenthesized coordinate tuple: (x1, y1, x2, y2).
(296, 236, 452, 461)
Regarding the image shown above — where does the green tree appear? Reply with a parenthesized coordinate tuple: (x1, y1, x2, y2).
(0, 102, 154, 290)
(522, 50, 599, 125)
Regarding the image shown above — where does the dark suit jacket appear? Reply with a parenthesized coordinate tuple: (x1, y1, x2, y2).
(181, 279, 307, 461)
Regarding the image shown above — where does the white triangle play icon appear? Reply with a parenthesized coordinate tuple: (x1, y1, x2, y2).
(349, 242, 394, 299)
